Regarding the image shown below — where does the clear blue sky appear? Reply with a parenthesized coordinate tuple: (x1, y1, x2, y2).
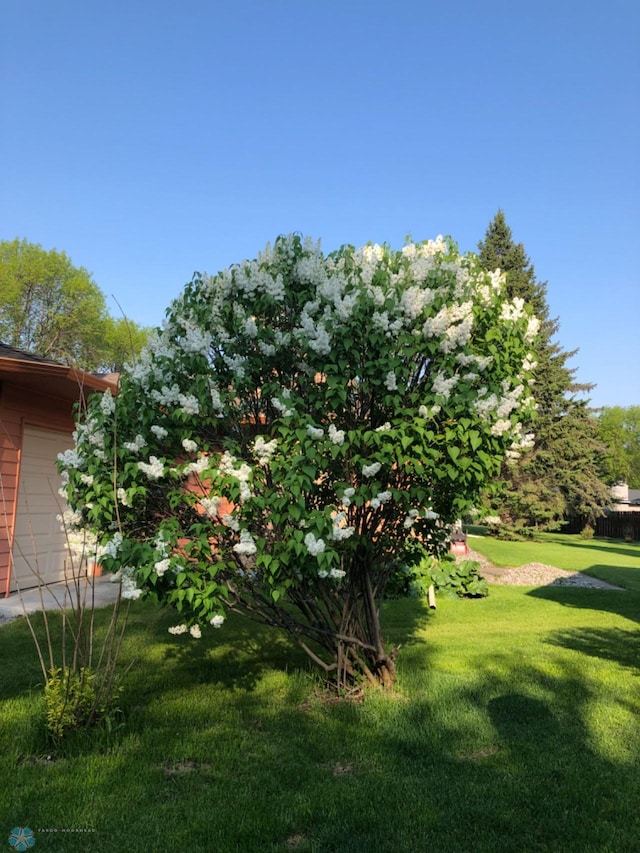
(1, 0, 638, 408)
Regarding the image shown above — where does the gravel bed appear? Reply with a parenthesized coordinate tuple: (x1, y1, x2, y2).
(465, 549, 624, 590)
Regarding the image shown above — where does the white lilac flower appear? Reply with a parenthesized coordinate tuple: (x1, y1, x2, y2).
(209, 383, 225, 411)
(424, 510, 439, 520)
(80, 473, 94, 486)
(151, 424, 168, 440)
(304, 532, 326, 557)
(121, 575, 143, 600)
(328, 424, 345, 445)
(189, 624, 202, 639)
(403, 509, 419, 529)
(138, 456, 165, 480)
(100, 390, 115, 415)
(362, 462, 381, 478)
(385, 371, 397, 391)
(500, 297, 525, 322)
(271, 397, 294, 417)
(183, 455, 211, 476)
(58, 448, 82, 469)
(210, 614, 225, 628)
(99, 532, 122, 559)
(57, 508, 83, 529)
(375, 422, 391, 432)
(306, 425, 324, 439)
(180, 325, 212, 355)
(341, 486, 356, 507)
(200, 496, 222, 517)
(154, 558, 171, 577)
(329, 568, 346, 579)
(525, 316, 540, 341)
(258, 341, 276, 356)
(124, 434, 147, 453)
(233, 529, 257, 556)
(431, 372, 458, 400)
(182, 438, 198, 453)
(491, 418, 512, 436)
(253, 436, 278, 465)
(178, 393, 200, 415)
(330, 525, 355, 541)
(168, 624, 188, 635)
(117, 487, 130, 506)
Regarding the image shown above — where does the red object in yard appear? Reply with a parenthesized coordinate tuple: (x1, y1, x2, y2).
(449, 527, 469, 556)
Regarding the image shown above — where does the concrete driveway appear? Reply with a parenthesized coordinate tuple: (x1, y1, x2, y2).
(0, 575, 122, 625)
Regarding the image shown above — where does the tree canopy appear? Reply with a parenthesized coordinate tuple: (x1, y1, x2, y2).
(0, 238, 149, 371)
(597, 406, 640, 488)
(61, 234, 537, 689)
(477, 212, 610, 529)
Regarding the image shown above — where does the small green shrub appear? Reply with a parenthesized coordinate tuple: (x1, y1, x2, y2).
(44, 666, 120, 739)
(386, 548, 439, 599)
(580, 524, 595, 540)
(388, 550, 488, 600)
(427, 558, 489, 599)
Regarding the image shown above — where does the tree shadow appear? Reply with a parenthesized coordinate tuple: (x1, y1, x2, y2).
(4, 607, 640, 852)
(552, 537, 640, 562)
(545, 627, 640, 675)
(0, 596, 433, 703)
(528, 576, 639, 624)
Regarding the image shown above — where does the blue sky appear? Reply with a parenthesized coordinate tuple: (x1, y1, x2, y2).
(1, 0, 638, 407)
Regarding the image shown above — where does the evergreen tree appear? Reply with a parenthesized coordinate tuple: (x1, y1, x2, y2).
(477, 211, 610, 529)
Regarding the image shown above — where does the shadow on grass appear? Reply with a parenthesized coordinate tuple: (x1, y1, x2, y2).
(8, 645, 639, 852)
(528, 575, 640, 624)
(549, 537, 640, 562)
(2, 591, 640, 852)
(0, 596, 434, 703)
(545, 626, 640, 675)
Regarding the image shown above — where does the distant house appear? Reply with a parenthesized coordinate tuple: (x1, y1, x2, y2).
(0, 343, 115, 595)
(610, 482, 640, 513)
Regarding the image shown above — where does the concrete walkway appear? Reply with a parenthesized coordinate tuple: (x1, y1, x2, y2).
(0, 576, 121, 625)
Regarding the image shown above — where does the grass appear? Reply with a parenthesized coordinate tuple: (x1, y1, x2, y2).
(1, 534, 639, 852)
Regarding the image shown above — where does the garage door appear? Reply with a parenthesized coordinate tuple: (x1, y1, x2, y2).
(10, 426, 74, 592)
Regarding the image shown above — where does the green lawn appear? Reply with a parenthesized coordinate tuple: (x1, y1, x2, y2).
(1, 535, 639, 852)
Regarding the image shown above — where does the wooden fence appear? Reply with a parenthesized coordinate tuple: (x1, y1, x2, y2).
(563, 512, 640, 541)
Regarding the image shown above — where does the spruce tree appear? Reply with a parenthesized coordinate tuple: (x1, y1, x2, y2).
(477, 211, 609, 530)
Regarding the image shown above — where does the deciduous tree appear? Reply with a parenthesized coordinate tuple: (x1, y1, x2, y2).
(0, 238, 149, 371)
(597, 406, 640, 488)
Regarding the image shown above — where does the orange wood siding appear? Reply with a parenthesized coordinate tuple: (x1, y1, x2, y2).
(0, 381, 77, 595)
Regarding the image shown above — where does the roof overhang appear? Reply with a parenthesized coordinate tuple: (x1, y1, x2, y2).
(0, 355, 117, 403)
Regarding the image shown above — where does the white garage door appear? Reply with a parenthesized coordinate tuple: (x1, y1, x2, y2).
(10, 426, 74, 592)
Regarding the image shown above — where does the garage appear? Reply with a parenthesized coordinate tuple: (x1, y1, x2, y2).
(0, 343, 115, 596)
(10, 426, 74, 592)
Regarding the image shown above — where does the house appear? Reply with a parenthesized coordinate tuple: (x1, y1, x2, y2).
(0, 343, 115, 596)
(610, 482, 640, 513)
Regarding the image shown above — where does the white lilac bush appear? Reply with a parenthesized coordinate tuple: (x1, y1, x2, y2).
(60, 234, 538, 688)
